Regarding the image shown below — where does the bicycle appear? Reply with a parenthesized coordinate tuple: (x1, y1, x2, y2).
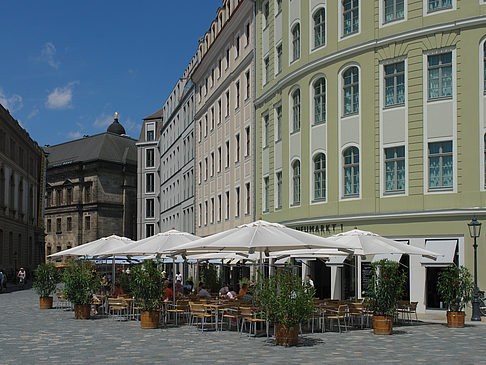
(468, 290, 486, 316)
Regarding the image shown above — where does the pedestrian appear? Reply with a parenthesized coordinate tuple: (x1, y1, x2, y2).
(17, 268, 26, 289)
(175, 271, 182, 282)
(0, 268, 6, 293)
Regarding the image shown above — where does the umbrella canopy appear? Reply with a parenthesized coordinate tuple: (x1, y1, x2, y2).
(166, 220, 352, 254)
(322, 229, 441, 259)
(48, 235, 133, 257)
(186, 252, 259, 263)
(101, 229, 201, 256)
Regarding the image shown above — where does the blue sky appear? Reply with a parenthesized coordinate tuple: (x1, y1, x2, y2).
(0, 1, 222, 146)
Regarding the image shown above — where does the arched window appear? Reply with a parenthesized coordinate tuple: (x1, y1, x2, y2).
(292, 23, 300, 61)
(483, 42, 486, 92)
(343, 66, 359, 115)
(343, 147, 359, 196)
(292, 89, 301, 132)
(313, 8, 325, 49)
(314, 78, 326, 124)
(313, 153, 326, 200)
(9, 175, 14, 211)
(292, 160, 301, 205)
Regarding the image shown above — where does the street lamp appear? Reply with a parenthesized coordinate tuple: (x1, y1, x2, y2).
(468, 216, 482, 321)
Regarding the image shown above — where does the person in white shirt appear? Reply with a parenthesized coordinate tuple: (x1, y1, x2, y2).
(175, 271, 182, 282)
(226, 286, 237, 299)
(306, 274, 314, 288)
(219, 282, 229, 296)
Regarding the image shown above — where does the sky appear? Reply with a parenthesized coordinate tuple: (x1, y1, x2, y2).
(0, 0, 222, 146)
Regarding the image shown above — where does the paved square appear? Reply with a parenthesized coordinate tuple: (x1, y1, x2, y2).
(1, 289, 486, 364)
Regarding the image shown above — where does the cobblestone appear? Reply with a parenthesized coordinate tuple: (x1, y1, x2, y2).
(1, 289, 486, 364)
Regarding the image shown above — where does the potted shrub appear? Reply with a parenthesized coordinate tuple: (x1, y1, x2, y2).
(62, 260, 100, 319)
(256, 267, 315, 346)
(130, 261, 165, 329)
(33, 262, 58, 309)
(437, 264, 474, 327)
(365, 259, 406, 335)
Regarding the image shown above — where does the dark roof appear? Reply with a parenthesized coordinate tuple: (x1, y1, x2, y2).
(44, 132, 137, 168)
(143, 108, 163, 120)
(107, 119, 126, 135)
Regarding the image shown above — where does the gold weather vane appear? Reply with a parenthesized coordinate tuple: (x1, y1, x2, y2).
(114, 112, 118, 119)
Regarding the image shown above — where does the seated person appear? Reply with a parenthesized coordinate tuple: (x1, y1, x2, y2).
(113, 284, 124, 297)
(241, 290, 254, 305)
(163, 281, 174, 301)
(183, 280, 193, 295)
(197, 283, 211, 299)
(175, 280, 184, 296)
(238, 283, 248, 297)
(219, 282, 229, 296)
(226, 286, 237, 299)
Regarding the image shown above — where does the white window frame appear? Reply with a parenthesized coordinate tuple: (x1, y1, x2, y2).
(339, 0, 361, 40)
(379, 0, 407, 27)
(310, 5, 326, 52)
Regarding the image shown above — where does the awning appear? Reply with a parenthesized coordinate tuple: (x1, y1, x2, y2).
(372, 253, 402, 263)
(325, 255, 348, 267)
(421, 240, 457, 267)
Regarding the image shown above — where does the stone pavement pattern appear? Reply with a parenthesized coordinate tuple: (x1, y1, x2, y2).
(1, 289, 486, 364)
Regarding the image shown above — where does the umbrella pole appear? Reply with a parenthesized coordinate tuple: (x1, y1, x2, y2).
(112, 256, 115, 293)
(173, 260, 176, 303)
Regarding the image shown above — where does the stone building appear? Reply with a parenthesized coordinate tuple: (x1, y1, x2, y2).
(193, 0, 255, 237)
(0, 104, 45, 278)
(44, 115, 137, 261)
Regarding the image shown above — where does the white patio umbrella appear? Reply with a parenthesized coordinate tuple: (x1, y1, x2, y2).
(101, 229, 202, 303)
(48, 234, 133, 291)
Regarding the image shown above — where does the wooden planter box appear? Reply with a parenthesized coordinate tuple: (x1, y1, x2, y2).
(74, 304, 91, 319)
(39, 296, 53, 309)
(140, 311, 160, 329)
(373, 315, 393, 335)
(447, 311, 465, 328)
(275, 324, 298, 346)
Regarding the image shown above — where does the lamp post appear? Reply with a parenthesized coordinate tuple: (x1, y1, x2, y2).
(468, 216, 482, 321)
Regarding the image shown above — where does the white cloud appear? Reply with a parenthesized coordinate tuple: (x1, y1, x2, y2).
(46, 81, 78, 109)
(0, 88, 23, 112)
(41, 42, 60, 69)
(27, 107, 39, 119)
(93, 113, 112, 129)
(67, 131, 82, 139)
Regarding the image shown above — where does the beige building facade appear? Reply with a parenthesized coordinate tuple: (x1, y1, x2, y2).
(193, 0, 255, 236)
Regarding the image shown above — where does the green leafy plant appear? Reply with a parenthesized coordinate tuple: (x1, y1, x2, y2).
(437, 265, 474, 312)
(365, 259, 406, 317)
(255, 267, 315, 329)
(116, 271, 132, 294)
(33, 262, 58, 297)
(62, 260, 100, 305)
(130, 261, 165, 311)
(200, 263, 221, 293)
(239, 277, 252, 289)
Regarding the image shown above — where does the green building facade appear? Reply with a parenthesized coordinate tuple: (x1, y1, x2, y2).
(254, 0, 486, 313)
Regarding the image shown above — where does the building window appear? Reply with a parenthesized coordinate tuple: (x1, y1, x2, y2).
(235, 81, 240, 109)
(235, 134, 240, 163)
(313, 8, 325, 49)
(384, 0, 404, 22)
(66, 188, 73, 205)
(343, 147, 359, 196)
(56, 189, 62, 206)
(205, 115, 208, 137)
(218, 146, 222, 172)
(343, 66, 359, 115)
(276, 105, 282, 140)
(146, 173, 154, 193)
(146, 129, 154, 141)
(198, 120, 202, 141)
(47, 191, 52, 207)
(225, 141, 230, 168)
(146, 148, 155, 167)
(276, 44, 282, 74)
(292, 23, 300, 62)
(204, 157, 208, 180)
(85, 215, 91, 230)
(198, 203, 202, 227)
(428, 0, 452, 12)
(263, 1, 270, 28)
(292, 89, 301, 132)
(225, 91, 230, 117)
(263, 114, 270, 148)
(205, 200, 208, 225)
(245, 126, 251, 156)
(384, 61, 405, 106)
(210, 152, 214, 177)
(198, 161, 202, 184)
(85, 184, 92, 203)
(47, 219, 51, 232)
(276, 0, 282, 13)
(146, 224, 154, 237)
(235, 35, 240, 58)
(292, 161, 301, 205)
(218, 194, 222, 222)
(263, 177, 269, 212)
(428, 52, 452, 100)
(276, 171, 282, 209)
(146, 199, 155, 218)
(245, 182, 251, 215)
(245, 22, 250, 46)
(245, 71, 251, 99)
(384, 146, 405, 193)
(484, 42, 486, 92)
(225, 191, 230, 220)
(67, 216, 72, 231)
(428, 141, 453, 189)
(218, 99, 222, 123)
(235, 187, 240, 217)
(313, 78, 326, 124)
(314, 153, 326, 200)
(264, 57, 270, 85)
(211, 197, 215, 223)
(343, 0, 359, 36)
(211, 107, 215, 130)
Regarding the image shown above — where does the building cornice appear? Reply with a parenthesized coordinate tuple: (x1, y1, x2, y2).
(255, 15, 486, 107)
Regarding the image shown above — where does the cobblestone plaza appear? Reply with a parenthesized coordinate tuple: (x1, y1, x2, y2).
(1, 288, 486, 364)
